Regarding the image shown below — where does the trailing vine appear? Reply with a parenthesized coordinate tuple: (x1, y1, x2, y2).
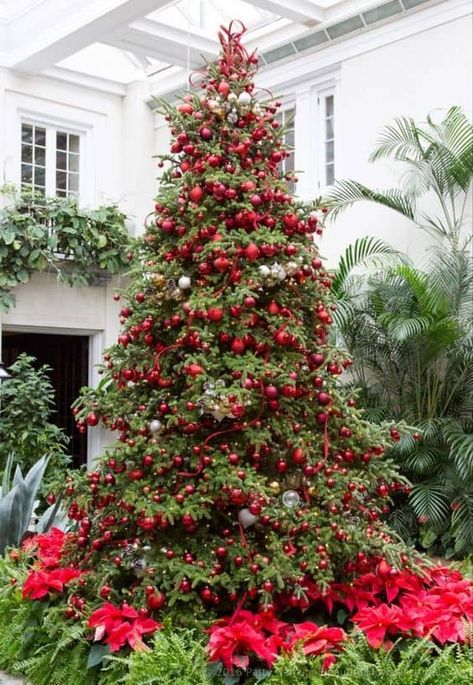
(0, 187, 134, 310)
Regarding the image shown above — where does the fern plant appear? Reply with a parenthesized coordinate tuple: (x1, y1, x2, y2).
(122, 627, 212, 685)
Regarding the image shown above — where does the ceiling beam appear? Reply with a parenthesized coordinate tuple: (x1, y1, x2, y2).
(245, 0, 325, 26)
(106, 18, 219, 70)
(9, 0, 171, 74)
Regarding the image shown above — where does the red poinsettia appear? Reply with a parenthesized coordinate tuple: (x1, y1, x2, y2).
(23, 528, 66, 569)
(88, 602, 160, 652)
(284, 622, 346, 657)
(207, 619, 277, 670)
(22, 567, 81, 600)
(352, 603, 413, 648)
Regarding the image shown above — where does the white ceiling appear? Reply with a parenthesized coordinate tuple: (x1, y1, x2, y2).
(0, 0, 437, 90)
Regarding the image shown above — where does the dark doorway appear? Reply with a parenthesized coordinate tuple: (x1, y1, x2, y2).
(2, 332, 89, 466)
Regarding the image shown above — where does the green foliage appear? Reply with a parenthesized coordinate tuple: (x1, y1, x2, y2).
(335, 238, 473, 556)
(0, 188, 132, 310)
(328, 106, 473, 241)
(0, 354, 70, 484)
(121, 627, 212, 685)
(0, 454, 49, 555)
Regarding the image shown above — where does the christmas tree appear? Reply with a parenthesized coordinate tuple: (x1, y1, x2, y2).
(65, 22, 409, 623)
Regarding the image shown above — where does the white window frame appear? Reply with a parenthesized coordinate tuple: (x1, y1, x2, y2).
(316, 86, 336, 191)
(286, 70, 339, 200)
(20, 117, 85, 200)
(275, 99, 296, 194)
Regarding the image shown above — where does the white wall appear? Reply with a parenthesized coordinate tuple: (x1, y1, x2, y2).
(0, 70, 157, 461)
(322, 14, 473, 265)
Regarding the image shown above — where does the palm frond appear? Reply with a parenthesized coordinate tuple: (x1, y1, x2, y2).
(409, 482, 451, 526)
(369, 116, 424, 163)
(327, 180, 416, 221)
(332, 236, 404, 299)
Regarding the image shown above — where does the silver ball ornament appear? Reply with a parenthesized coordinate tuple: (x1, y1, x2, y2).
(282, 490, 301, 508)
(238, 91, 251, 106)
(238, 508, 259, 529)
(178, 275, 191, 290)
(149, 419, 162, 433)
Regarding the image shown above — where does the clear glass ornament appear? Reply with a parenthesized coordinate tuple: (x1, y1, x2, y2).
(282, 490, 301, 508)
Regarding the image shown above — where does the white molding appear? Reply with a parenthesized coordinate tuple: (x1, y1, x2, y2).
(148, 0, 471, 100)
(87, 331, 104, 465)
(41, 66, 127, 97)
(256, 0, 471, 92)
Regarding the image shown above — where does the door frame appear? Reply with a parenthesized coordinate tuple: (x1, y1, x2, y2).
(0, 323, 103, 465)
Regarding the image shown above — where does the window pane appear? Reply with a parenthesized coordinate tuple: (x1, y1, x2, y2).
(56, 189, 67, 197)
(34, 166, 45, 187)
(69, 153, 80, 173)
(325, 117, 334, 139)
(326, 164, 335, 186)
(56, 132, 67, 150)
(69, 135, 80, 153)
(56, 171, 67, 191)
(69, 173, 79, 192)
(21, 164, 32, 183)
(285, 154, 295, 173)
(325, 95, 334, 117)
(56, 150, 67, 170)
(21, 144, 33, 164)
(35, 146, 46, 166)
(34, 127, 46, 146)
(285, 130, 294, 148)
(326, 141, 334, 164)
(22, 124, 33, 143)
(285, 108, 295, 125)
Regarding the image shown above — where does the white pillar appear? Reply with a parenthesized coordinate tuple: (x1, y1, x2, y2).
(121, 80, 156, 236)
(294, 85, 317, 201)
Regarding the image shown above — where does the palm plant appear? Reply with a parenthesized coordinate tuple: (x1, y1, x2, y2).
(334, 238, 473, 556)
(328, 107, 473, 556)
(328, 106, 472, 243)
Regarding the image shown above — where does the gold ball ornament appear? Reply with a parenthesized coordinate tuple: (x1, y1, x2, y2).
(269, 481, 281, 494)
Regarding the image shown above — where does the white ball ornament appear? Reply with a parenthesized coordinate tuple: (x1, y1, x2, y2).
(207, 99, 218, 110)
(259, 265, 271, 278)
(149, 419, 162, 434)
(282, 490, 301, 508)
(178, 275, 191, 290)
(227, 92, 238, 103)
(238, 91, 252, 106)
(238, 508, 259, 529)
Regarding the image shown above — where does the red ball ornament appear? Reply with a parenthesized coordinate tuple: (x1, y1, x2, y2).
(207, 307, 224, 322)
(292, 447, 306, 464)
(231, 337, 245, 354)
(190, 185, 204, 203)
(245, 243, 260, 261)
(213, 256, 231, 272)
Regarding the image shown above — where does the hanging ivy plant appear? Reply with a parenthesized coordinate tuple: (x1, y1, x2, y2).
(0, 187, 134, 310)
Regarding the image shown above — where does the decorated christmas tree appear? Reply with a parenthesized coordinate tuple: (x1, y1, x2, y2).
(60, 23, 411, 625)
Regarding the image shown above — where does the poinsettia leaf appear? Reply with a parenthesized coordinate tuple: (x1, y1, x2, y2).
(224, 675, 241, 685)
(87, 643, 109, 669)
(206, 661, 224, 677)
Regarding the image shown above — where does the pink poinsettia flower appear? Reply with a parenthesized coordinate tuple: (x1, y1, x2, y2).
(22, 567, 81, 600)
(207, 620, 277, 670)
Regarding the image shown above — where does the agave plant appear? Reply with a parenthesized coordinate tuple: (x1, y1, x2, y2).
(334, 239, 473, 556)
(0, 453, 50, 555)
(327, 106, 473, 243)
